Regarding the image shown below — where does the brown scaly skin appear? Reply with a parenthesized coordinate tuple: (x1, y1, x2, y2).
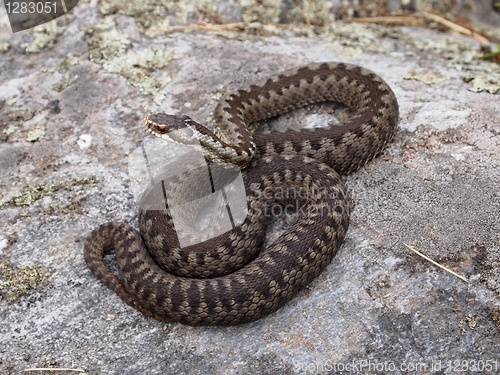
(84, 62, 399, 325)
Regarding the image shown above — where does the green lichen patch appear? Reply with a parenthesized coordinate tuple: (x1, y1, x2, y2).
(43, 198, 83, 215)
(105, 49, 172, 104)
(0, 42, 11, 53)
(2, 110, 52, 142)
(52, 74, 79, 92)
(95, 0, 337, 38)
(0, 260, 50, 303)
(241, 0, 281, 25)
(92, 0, 408, 54)
(98, 0, 213, 30)
(9, 109, 36, 122)
(25, 117, 48, 142)
(414, 39, 500, 94)
(1, 176, 99, 208)
(42, 53, 79, 73)
(414, 39, 478, 66)
(321, 22, 405, 57)
(85, 18, 173, 104)
(289, 0, 335, 27)
(464, 75, 500, 94)
(85, 17, 131, 62)
(404, 70, 450, 85)
(6, 96, 17, 106)
(3, 110, 36, 141)
(21, 22, 63, 53)
(242, 0, 336, 30)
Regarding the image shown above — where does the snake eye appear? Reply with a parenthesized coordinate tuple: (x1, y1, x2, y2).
(157, 124, 168, 133)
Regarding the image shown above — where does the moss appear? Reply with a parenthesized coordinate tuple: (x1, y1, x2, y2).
(1, 176, 99, 208)
(0, 260, 50, 303)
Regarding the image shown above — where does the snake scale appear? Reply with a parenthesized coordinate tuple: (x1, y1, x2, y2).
(84, 62, 399, 325)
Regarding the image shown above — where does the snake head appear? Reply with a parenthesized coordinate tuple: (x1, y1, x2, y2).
(144, 112, 200, 144)
(144, 113, 193, 134)
(144, 112, 252, 167)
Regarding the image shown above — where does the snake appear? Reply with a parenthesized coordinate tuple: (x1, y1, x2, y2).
(84, 62, 399, 326)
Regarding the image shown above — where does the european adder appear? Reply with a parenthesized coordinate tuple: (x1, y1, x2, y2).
(84, 62, 399, 325)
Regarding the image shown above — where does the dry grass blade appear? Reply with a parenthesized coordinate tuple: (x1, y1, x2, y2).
(353, 16, 425, 26)
(421, 12, 490, 43)
(23, 368, 86, 373)
(354, 13, 490, 44)
(403, 242, 469, 283)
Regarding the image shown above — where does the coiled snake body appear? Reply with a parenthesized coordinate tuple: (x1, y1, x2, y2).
(84, 62, 399, 325)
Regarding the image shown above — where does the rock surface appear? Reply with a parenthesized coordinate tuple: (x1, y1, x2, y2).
(0, 1, 499, 374)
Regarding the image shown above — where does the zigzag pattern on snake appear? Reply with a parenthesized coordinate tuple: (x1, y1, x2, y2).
(84, 62, 399, 325)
